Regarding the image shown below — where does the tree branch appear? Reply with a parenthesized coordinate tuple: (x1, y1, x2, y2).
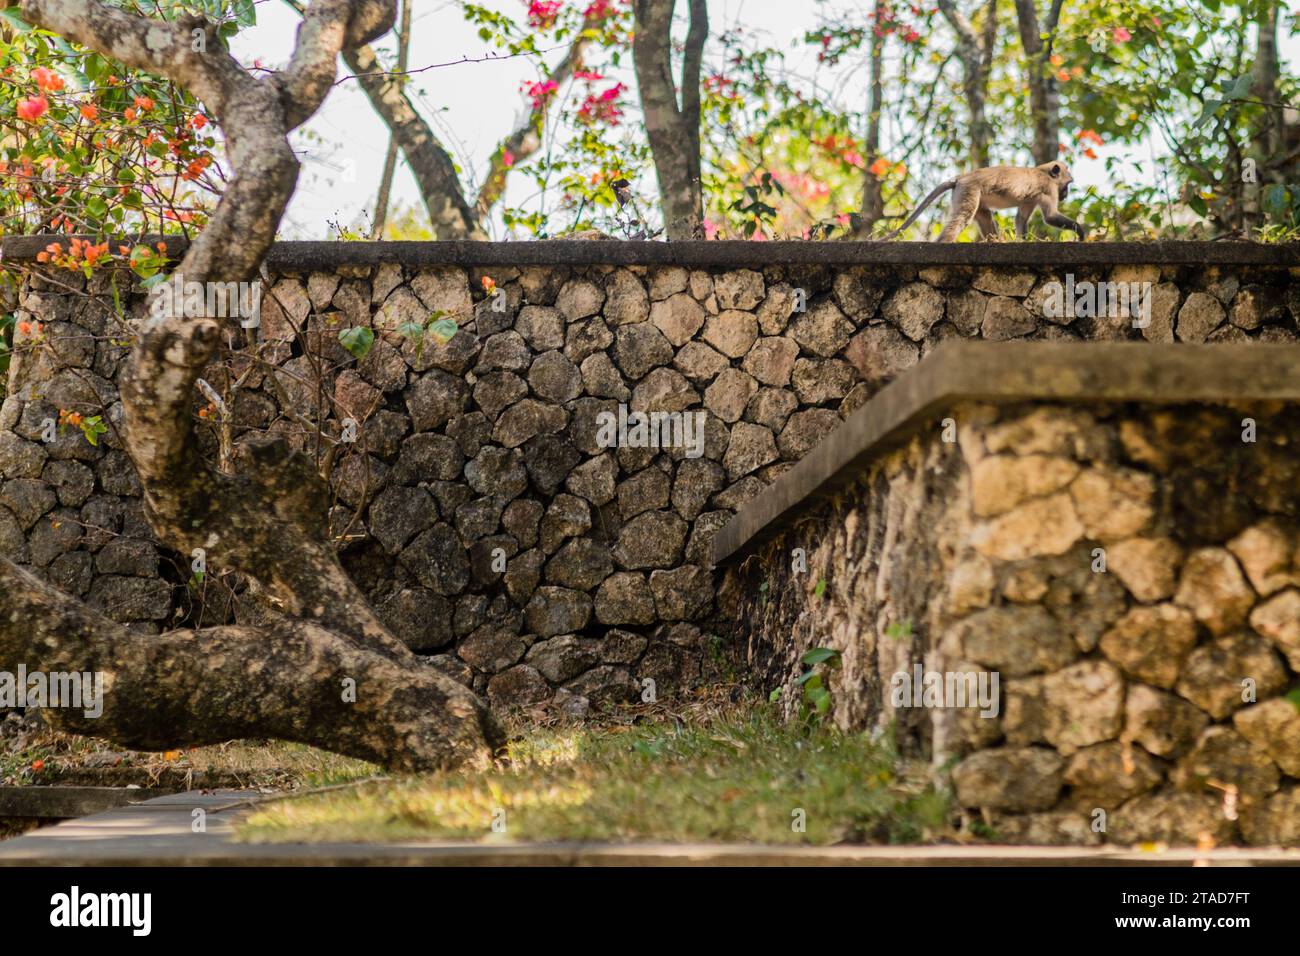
(0, 559, 500, 772)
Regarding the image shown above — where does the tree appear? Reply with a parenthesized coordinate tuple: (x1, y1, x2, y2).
(936, 0, 998, 168)
(1012, 0, 1064, 165)
(3, 0, 501, 772)
(369, 0, 412, 238)
(632, 0, 706, 239)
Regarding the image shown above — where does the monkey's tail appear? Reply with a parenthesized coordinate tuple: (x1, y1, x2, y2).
(877, 180, 957, 240)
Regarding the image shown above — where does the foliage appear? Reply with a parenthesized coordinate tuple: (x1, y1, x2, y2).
(237, 703, 954, 845)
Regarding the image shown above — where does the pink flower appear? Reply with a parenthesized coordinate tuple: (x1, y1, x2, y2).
(527, 0, 563, 30)
(1113, 26, 1131, 42)
(522, 78, 559, 111)
(502, 150, 515, 167)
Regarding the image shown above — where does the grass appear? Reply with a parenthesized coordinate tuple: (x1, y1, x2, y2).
(237, 703, 955, 846)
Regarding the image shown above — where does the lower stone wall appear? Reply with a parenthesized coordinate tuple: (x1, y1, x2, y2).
(724, 398, 1300, 846)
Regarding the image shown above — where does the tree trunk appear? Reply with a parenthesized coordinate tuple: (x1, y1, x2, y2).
(8, 0, 501, 771)
(937, 0, 997, 168)
(343, 43, 485, 240)
(633, 0, 707, 239)
(370, 0, 411, 239)
(1013, 0, 1062, 165)
(858, 0, 886, 230)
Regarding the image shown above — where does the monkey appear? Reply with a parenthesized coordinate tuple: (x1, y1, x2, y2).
(880, 161, 1087, 242)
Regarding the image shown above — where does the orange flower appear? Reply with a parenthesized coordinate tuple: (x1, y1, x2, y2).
(134, 95, 154, 111)
(124, 107, 137, 121)
(869, 157, 890, 177)
(16, 95, 48, 121)
(1055, 69, 1070, 83)
(1049, 54, 1064, 67)
(191, 113, 207, 130)
(31, 759, 44, 772)
(32, 66, 64, 92)
(1084, 148, 1098, 160)
(79, 103, 98, 122)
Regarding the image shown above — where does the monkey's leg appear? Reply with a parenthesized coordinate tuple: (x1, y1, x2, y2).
(1045, 212, 1088, 241)
(1015, 206, 1031, 238)
(974, 208, 999, 240)
(938, 185, 980, 241)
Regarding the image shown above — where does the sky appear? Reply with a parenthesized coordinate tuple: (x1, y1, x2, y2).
(230, 0, 1299, 239)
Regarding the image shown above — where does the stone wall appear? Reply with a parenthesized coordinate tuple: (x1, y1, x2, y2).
(1, 241, 1298, 719)
(723, 373, 1300, 846)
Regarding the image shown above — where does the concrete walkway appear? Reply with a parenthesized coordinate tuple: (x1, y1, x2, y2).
(2, 791, 1300, 866)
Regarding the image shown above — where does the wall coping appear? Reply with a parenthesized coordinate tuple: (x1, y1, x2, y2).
(3, 237, 1300, 269)
(712, 341, 1300, 565)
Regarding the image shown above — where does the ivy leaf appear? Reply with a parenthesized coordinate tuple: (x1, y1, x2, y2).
(339, 327, 375, 360)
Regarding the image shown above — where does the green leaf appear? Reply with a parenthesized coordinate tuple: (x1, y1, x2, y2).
(0, 7, 32, 31)
(801, 647, 839, 666)
(885, 620, 914, 640)
(338, 326, 375, 360)
(1193, 100, 1222, 129)
(813, 578, 827, 598)
(1286, 688, 1300, 714)
(427, 317, 458, 344)
(1223, 73, 1253, 100)
(139, 273, 168, 290)
(1263, 184, 1293, 216)
(768, 688, 782, 703)
(797, 671, 822, 689)
(806, 686, 831, 714)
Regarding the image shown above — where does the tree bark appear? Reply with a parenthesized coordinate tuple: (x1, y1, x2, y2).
(0, 561, 498, 772)
(342, 41, 485, 240)
(370, 0, 411, 238)
(1013, 0, 1062, 165)
(937, 0, 997, 168)
(9, 0, 501, 771)
(858, 0, 886, 230)
(632, 0, 707, 239)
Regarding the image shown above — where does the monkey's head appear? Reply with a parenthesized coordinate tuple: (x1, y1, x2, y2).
(1040, 161, 1074, 200)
